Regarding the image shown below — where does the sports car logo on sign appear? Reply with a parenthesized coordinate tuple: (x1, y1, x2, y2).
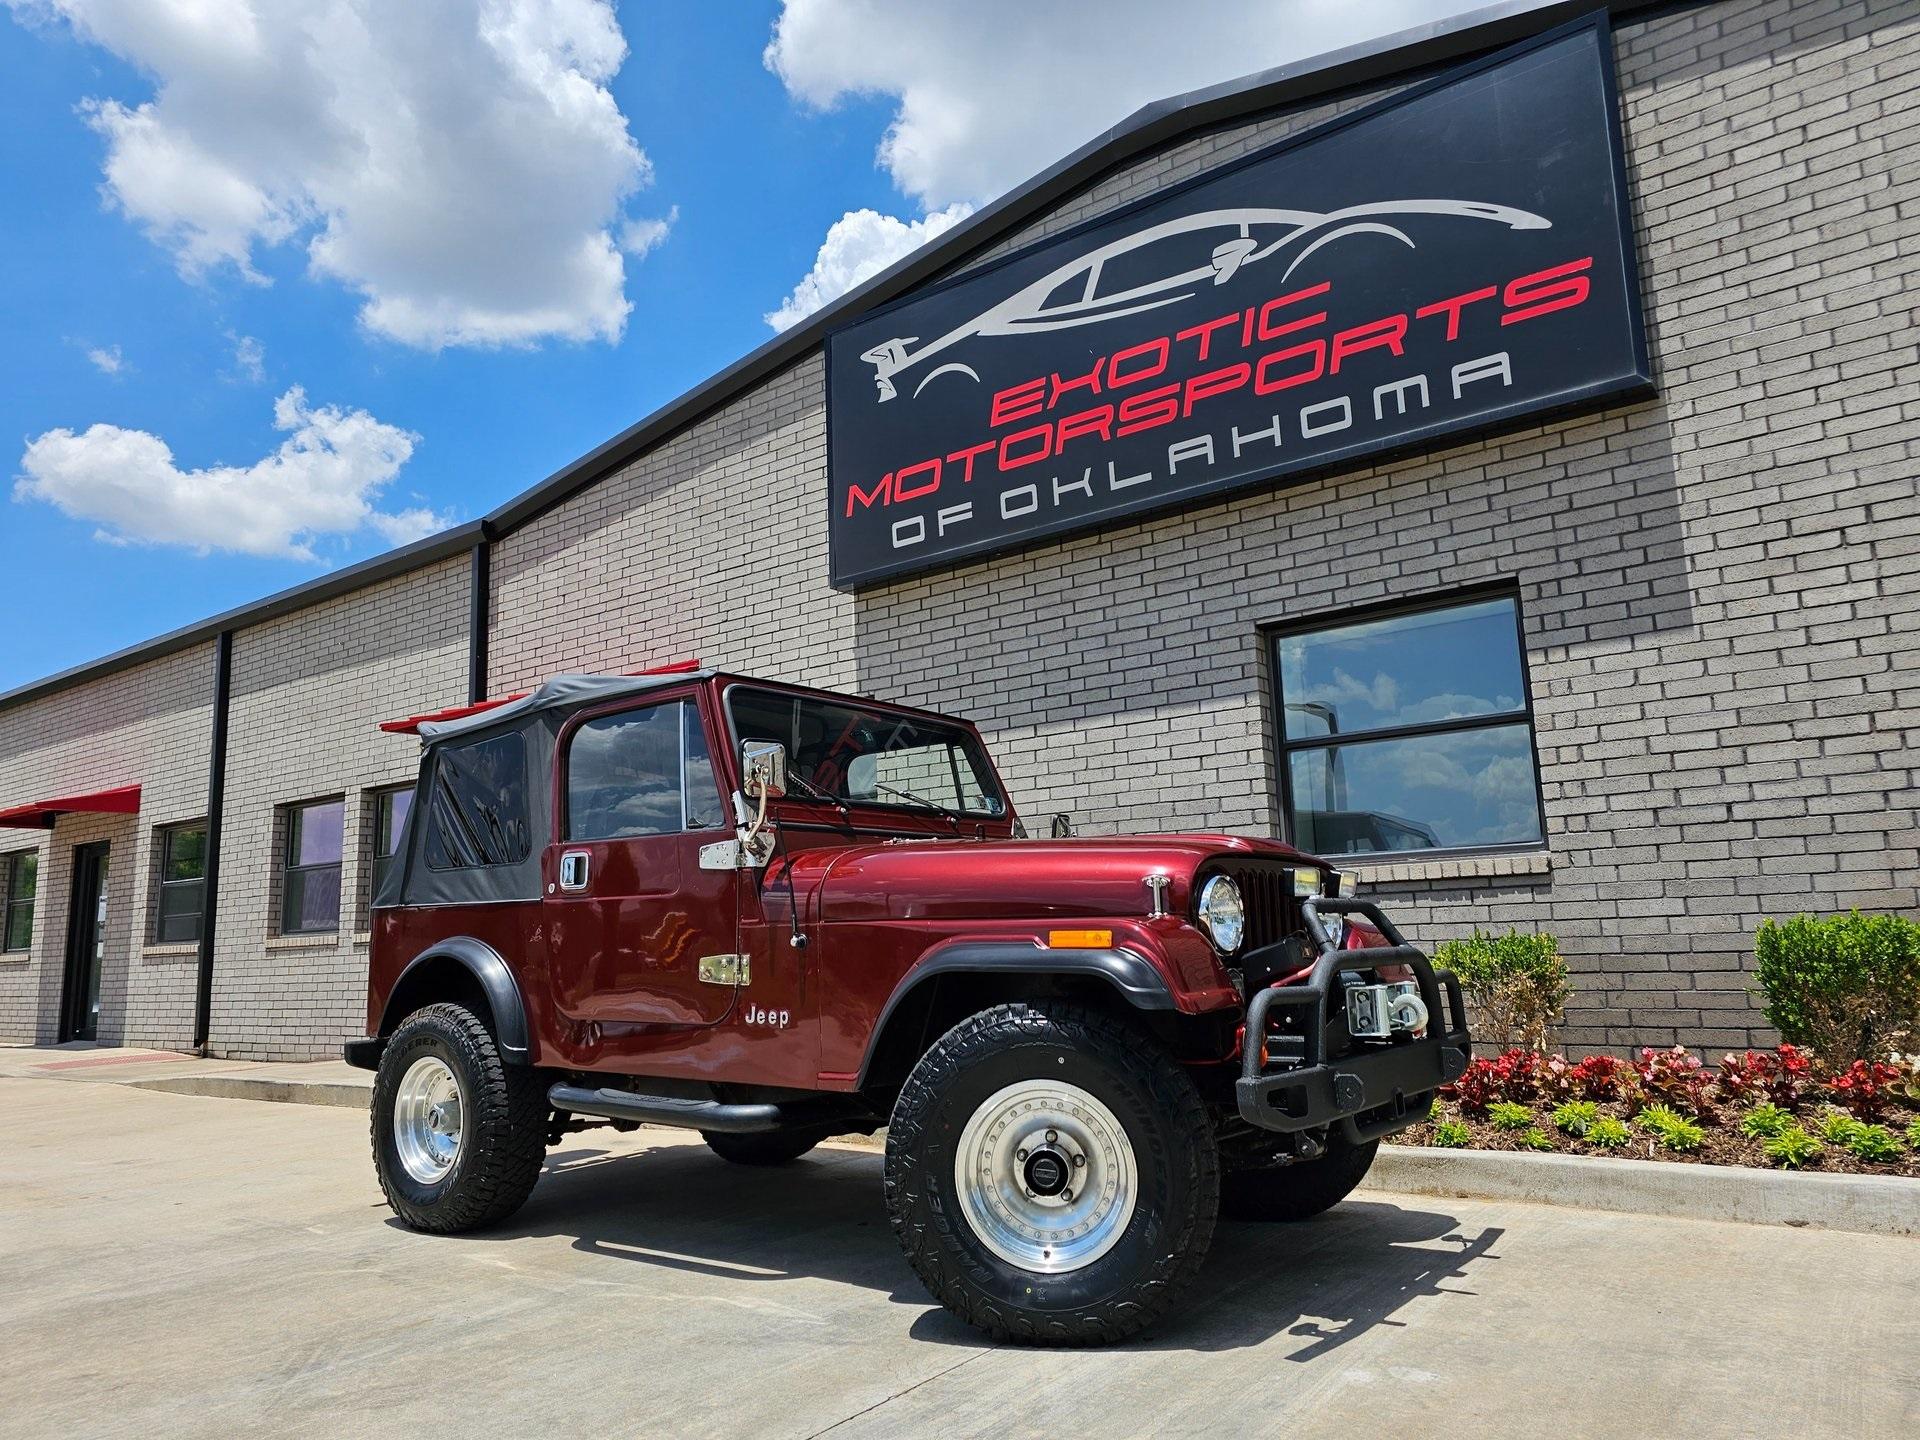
(857, 200, 1550, 403)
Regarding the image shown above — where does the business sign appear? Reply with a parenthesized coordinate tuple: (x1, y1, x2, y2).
(824, 17, 1651, 589)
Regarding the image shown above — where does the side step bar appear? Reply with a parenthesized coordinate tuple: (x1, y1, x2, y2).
(547, 1083, 861, 1136)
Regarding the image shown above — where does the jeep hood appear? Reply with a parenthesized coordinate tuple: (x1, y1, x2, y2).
(790, 832, 1328, 925)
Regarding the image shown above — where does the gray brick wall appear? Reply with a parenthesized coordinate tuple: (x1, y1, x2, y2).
(206, 557, 469, 1059)
(489, 355, 854, 693)
(0, 644, 213, 1048)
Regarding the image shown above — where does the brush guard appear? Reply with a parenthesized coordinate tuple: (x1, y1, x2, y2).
(1235, 896, 1471, 1144)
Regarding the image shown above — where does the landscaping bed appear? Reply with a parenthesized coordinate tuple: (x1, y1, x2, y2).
(1384, 1045, 1920, 1180)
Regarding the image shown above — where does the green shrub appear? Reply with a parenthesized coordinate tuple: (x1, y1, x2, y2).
(1434, 928, 1571, 1053)
(1844, 1124, 1905, 1164)
(1551, 1100, 1600, 1137)
(1488, 1100, 1534, 1131)
(1519, 1126, 1554, 1151)
(1762, 1126, 1822, 1170)
(1639, 1104, 1705, 1152)
(1739, 1103, 1793, 1139)
(1816, 1110, 1864, 1146)
(1433, 1120, 1473, 1148)
(1754, 912, 1920, 1065)
(1908, 1117, 1920, 1152)
(1587, 1116, 1631, 1148)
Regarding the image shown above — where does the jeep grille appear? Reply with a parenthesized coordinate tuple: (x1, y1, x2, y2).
(1209, 859, 1303, 954)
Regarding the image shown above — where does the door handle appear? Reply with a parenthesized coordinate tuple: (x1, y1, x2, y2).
(558, 850, 591, 892)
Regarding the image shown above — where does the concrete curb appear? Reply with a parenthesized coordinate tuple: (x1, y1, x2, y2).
(1367, 1145, 1920, 1238)
(128, 1075, 372, 1109)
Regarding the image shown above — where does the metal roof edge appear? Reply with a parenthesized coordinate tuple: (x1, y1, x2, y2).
(0, 521, 485, 713)
(1, 0, 1700, 718)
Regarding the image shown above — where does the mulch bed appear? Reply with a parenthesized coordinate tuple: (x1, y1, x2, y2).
(1390, 1099, 1920, 1180)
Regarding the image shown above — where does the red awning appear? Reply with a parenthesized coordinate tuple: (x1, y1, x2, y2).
(378, 659, 702, 736)
(0, 783, 142, 830)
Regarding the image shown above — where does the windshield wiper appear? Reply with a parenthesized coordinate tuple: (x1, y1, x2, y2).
(782, 769, 847, 811)
(869, 780, 961, 820)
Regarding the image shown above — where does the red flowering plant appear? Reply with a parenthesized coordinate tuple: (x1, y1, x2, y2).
(1827, 1060, 1902, 1121)
(1569, 1054, 1630, 1101)
(1442, 1048, 1541, 1114)
(1636, 1046, 1718, 1120)
(1717, 1045, 1814, 1110)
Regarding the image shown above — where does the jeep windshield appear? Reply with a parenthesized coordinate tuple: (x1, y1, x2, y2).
(726, 687, 1007, 819)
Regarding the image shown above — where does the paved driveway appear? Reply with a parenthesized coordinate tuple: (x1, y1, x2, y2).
(2, 1077, 1914, 1439)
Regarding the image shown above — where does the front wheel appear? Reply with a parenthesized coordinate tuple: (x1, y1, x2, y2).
(1220, 1133, 1379, 1222)
(371, 1003, 547, 1233)
(885, 1002, 1219, 1346)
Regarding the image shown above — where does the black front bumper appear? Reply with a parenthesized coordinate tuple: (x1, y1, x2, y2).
(1235, 897, 1470, 1145)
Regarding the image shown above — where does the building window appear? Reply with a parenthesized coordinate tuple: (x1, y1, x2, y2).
(566, 700, 723, 841)
(370, 786, 414, 900)
(155, 823, 207, 944)
(2, 851, 36, 952)
(281, 798, 345, 934)
(1272, 591, 1545, 857)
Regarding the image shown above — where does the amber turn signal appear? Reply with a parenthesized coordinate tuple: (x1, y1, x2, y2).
(1047, 928, 1113, 949)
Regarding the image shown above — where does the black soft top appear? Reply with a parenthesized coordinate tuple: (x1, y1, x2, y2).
(379, 670, 713, 910)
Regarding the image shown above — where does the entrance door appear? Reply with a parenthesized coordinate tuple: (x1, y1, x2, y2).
(545, 696, 740, 1031)
(60, 841, 110, 1043)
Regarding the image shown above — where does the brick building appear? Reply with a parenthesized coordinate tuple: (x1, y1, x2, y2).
(1, 0, 1914, 1060)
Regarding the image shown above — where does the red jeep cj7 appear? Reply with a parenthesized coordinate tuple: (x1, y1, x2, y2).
(348, 670, 1469, 1345)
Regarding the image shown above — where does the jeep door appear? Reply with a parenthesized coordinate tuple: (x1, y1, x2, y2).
(544, 694, 738, 1029)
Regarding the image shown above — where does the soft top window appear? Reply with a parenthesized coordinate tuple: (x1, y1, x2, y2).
(424, 732, 532, 870)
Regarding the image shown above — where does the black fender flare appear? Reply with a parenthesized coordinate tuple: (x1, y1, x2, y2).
(854, 941, 1176, 1089)
(382, 936, 531, 1064)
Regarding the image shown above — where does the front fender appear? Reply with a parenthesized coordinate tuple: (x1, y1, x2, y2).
(853, 937, 1181, 1089)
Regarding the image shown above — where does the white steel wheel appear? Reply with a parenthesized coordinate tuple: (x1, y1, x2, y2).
(953, 1078, 1138, 1274)
(392, 1055, 464, 1185)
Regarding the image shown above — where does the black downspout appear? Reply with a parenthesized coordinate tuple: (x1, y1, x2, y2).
(468, 537, 490, 704)
(192, 630, 233, 1056)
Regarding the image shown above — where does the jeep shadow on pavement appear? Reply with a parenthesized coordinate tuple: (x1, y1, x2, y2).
(348, 669, 1471, 1345)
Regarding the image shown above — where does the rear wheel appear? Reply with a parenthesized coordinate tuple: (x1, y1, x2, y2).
(1220, 1133, 1379, 1222)
(371, 1003, 546, 1233)
(885, 1002, 1218, 1346)
(702, 1128, 824, 1166)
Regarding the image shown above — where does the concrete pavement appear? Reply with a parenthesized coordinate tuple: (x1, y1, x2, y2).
(2, 1075, 1914, 1439)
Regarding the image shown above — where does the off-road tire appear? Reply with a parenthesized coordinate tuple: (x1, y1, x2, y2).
(371, 1003, 546, 1233)
(702, 1128, 824, 1166)
(885, 1001, 1219, 1346)
(1220, 1133, 1379, 1222)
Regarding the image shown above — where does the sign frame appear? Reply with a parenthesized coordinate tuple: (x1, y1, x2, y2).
(823, 13, 1653, 591)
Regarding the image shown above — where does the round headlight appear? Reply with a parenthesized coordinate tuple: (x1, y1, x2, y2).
(1196, 875, 1246, 954)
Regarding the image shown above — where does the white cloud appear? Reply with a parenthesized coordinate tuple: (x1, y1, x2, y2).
(765, 0, 1473, 212)
(86, 344, 124, 375)
(16, 0, 662, 349)
(620, 205, 678, 259)
(13, 386, 449, 560)
(765, 202, 973, 330)
(229, 332, 265, 383)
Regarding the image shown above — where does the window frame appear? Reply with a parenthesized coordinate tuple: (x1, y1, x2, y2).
(1266, 583, 1548, 861)
(278, 796, 346, 936)
(368, 784, 415, 902)
(2, 849, 36, 953)
(153, 821, 208, 945)
(559, 694, 725, 844)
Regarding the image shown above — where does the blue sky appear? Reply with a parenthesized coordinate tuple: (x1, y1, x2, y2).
(0, 0, 1459, 692)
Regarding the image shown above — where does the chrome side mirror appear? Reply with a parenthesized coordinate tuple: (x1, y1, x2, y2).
(741, 741, 788, 800)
